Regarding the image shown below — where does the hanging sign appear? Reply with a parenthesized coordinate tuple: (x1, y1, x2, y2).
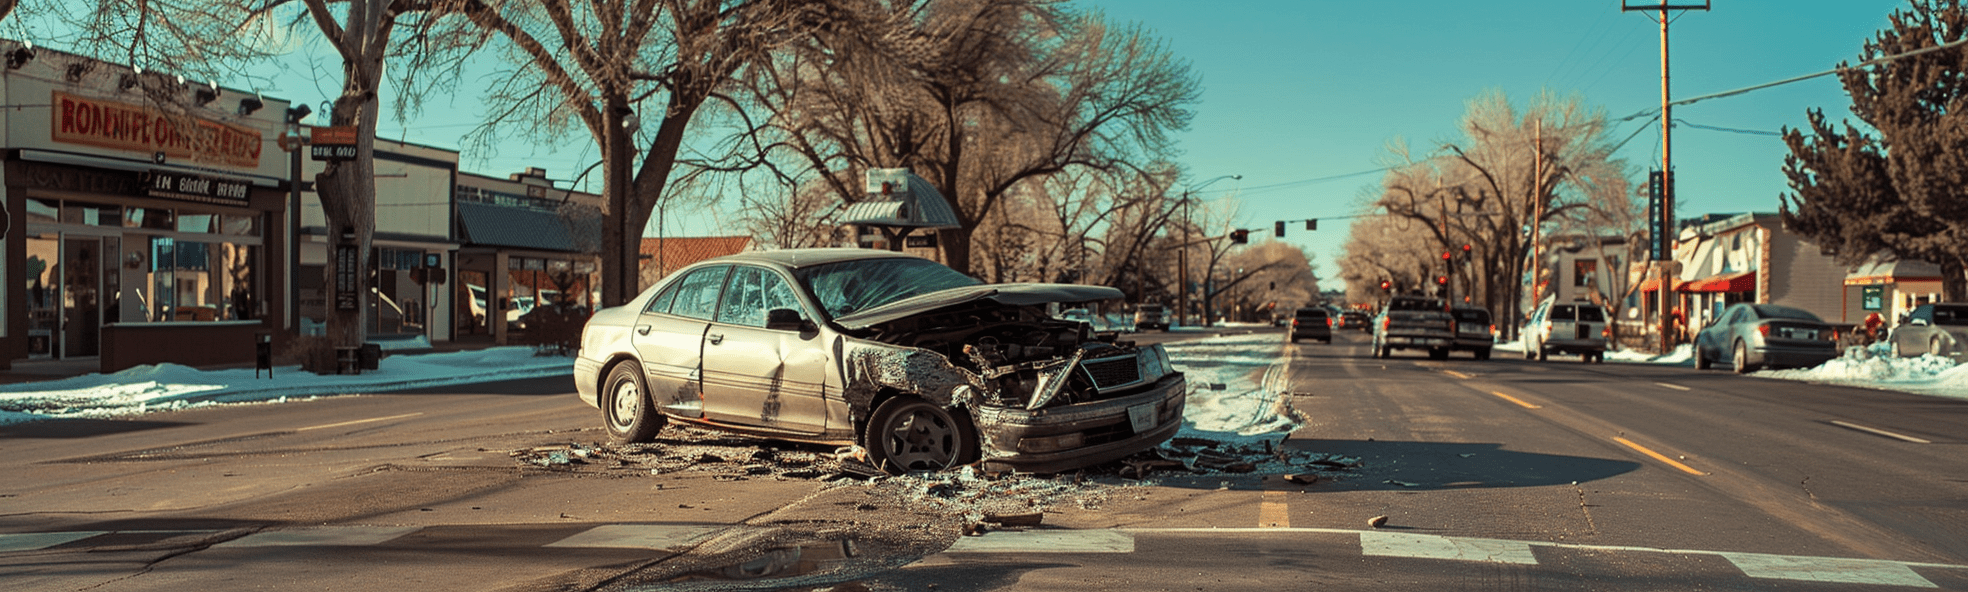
(310, 125, 358, 161)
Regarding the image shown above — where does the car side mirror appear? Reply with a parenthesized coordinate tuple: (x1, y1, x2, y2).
(765, 308, 813, 332)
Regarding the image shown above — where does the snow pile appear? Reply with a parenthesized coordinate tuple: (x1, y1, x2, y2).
(0, 347, 572, 424)
(1607, 343, 1693, 364)
(1161, 332, 1304, 439)
(1761, 347, 1968, 400)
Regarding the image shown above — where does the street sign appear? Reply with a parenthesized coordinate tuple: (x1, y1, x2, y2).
(310, 125, 358, 161)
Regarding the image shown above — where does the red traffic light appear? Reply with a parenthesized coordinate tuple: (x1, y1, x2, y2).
(1441, 251, 1452, 261)
(1436, 275, 1448, 285)
(1379, 280, 1392, 290)
(1461, 244, 1472, 253)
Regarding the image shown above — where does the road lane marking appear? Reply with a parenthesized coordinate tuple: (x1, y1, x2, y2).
(1259, 490, 1290, 528)
(547, 525, 721, 550)
(216, 526, 419, 548)
(1722, 552, 1937, 588)
(1360, 531, 1538, 564)
(1829, 420, 1933, 444)
(1444, 370, 1473, 380)
(0, 531, 104, 552)
(1613, 436, 1707, 476)
(1489, 391, 1541, 409)
(1654, 382, 1691, 391)
(945, 529, 1134, 553)
(298, 412, 424, 432)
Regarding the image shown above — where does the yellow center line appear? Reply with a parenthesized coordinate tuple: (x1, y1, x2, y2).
(1614, 436, 1707, 476)
(299, 412, 424, 432)
(1258, 490, 1290, 528)
(1444, 370, 1473, 380)
(1489, 391, 1541, 409)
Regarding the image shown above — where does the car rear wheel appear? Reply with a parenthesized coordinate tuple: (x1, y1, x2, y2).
(1694, 346, 1711, 370)
(1932, 337, 1946, 359)
(1732, 340, 1757, 374)
(602, 360, 665, 443)
(1475, 348, 1491, 360)
(866, 397, 979, 474)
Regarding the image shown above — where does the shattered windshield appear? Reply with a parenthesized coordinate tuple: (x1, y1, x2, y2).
(794, 257, 982, 319)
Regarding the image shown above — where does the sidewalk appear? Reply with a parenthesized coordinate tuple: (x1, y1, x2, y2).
(0, 336, 508, 387)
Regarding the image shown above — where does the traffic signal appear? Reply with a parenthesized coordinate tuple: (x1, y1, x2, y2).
(1437, 275, 1449, 285)
(1275, 221, 1285, 237)
(1441, 250, 1452, 261)
(1461, 243, 1472, 256)
(1379, 280, 1392, 291)
(1306, 219, 1317, 231)
(1230, 229, 1249, 244)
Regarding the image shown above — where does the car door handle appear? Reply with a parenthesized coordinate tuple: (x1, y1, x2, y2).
(636, 325, 651, 336)
(707, 333, 724, 345)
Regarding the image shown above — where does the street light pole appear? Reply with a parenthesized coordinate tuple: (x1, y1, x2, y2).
(1178, 174, 1239, 328)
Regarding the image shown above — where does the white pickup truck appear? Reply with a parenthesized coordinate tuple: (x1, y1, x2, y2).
(1372, 295, 1455, 359)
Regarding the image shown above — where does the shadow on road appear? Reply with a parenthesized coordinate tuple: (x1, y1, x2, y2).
(374, 375, 573, 396)
(0, 418, 193, 439)
(1283, 439, 1639, 492)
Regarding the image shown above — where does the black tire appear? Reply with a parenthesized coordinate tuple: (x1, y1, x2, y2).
(1429, 348, 1449, 360)
(1537, 347, 1548, 362)
(1475, 348, 1491, 360)
(1322, 337, 1333, 344)
(1376, 344, 1390, 359)
(1290, 336, 1299, 343)
(1694, 346, 1711, 370)
(1732, 340, 1757, 374)
(865, 397, 979, 474)
(601, 360, 665, 443)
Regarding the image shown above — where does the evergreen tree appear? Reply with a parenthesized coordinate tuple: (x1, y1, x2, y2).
(1781, 0, 1968, 299)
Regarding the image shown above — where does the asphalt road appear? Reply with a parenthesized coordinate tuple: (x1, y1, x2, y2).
(3, 328, 1966, 591)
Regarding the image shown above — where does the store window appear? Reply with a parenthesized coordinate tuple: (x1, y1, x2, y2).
(505, 255, 599, 335)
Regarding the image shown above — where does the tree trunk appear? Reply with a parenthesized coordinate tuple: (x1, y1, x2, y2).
(1944, 256, 1968, 303)
(317, 92, 380, 354)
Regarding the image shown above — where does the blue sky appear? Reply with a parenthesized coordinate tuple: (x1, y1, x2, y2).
(1089, 0, 1904, 280)
(204, 1, 1905, 281)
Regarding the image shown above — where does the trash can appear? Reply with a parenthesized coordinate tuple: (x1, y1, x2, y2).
(255, 332, 274, 378)
(358, 343, 382, 371)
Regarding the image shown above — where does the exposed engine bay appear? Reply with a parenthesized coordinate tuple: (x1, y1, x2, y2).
(846, 300, 1170, 411)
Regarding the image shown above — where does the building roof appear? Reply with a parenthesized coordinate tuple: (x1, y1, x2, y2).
(455, 201, 581, 252)
(640, 236, 754, 275)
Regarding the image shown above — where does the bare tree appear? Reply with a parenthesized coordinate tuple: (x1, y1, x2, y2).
(739, 0, 1197, 276)
(444, 0, 810, 305)
(1366, 90, 1635, 333)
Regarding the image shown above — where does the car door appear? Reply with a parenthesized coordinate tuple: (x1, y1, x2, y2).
(1697, 305, 1737, 358)
(630, 265, 728, 419)
(699, 265, 830, 434)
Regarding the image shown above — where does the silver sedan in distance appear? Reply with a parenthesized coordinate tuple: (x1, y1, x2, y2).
(572, 249, 1187, 475)
(1692, 303, 1840, 373)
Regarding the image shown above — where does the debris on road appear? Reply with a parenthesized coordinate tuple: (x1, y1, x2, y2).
(1368, 515, 1389, 528)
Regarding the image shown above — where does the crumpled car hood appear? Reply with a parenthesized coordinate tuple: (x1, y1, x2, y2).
(832, 284, 1123, 331)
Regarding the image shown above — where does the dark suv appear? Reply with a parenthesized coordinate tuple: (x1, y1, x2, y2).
(1290, 307, 1333, 343)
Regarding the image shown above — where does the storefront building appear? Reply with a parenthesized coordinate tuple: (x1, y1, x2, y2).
(453, 168, 600, 345)
(3, 42, 294, 372)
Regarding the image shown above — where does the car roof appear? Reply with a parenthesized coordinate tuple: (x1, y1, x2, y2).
(698, 248, 930, 270)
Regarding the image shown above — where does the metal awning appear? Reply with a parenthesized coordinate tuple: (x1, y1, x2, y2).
(839, 169, 962, 229)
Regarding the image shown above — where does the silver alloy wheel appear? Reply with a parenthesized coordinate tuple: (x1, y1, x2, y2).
(1733, 341, 1751, 374)
(609, 378, 641, 432)
(868, 398, 976, 473)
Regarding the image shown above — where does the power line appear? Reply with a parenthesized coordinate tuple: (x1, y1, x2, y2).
(1674, 119, 1781, 137)
(1239, 167, 1392, 195)
(1614, 35, 1968, 122)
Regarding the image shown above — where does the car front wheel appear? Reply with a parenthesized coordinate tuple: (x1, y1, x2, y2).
(602, 360, 665, 443)
(866, 397, 979, 473)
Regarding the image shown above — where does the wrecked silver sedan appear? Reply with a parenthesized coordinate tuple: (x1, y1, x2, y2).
(573, 248, 1186, 474)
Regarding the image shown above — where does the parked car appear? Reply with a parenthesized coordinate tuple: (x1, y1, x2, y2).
(1289, 307, 1332, 343)
(1885, 303, 1968, 361)
(1341, 311, 1371, 332)
(573, 249, 1187, 475)
(1523, 299, 1610, 363)
(1134, 303, 1170, 332)
(1450, 306, 1495, 360)
(1692, 303, 1840, 373)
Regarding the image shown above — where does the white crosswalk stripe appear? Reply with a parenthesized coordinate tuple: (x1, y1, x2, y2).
(1360, 531, 1538, 564)
(4, 524, 1959, 587)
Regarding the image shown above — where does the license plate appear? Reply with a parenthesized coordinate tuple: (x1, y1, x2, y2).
(1128, 403, 1156, 433)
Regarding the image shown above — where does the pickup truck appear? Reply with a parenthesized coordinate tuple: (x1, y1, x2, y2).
(1372, 295, 1456, 359)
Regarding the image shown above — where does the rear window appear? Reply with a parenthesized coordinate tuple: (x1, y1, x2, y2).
(1750, 304, 1821, 322)
(1575, 306, 1606, 322)
(1552, 305, 1575, 321)
(1453, 308, 1490, 323)
(1388, 298, 1441, 312)
(1935, 305, 1968, 326)
(1296, 308, 1328, 319)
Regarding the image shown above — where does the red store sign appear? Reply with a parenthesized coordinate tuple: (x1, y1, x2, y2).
(50, 91, 262, 169)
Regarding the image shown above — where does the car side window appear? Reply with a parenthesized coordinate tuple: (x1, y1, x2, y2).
(668, 266, 730, 321)
(644, 281, 683, 314)
(715, 267, 805, 328)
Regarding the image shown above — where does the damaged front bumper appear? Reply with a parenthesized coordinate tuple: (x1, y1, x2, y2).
(970, 372, 1187, 474)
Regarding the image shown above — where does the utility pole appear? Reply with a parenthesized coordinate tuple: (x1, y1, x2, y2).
(1177, 175, 1240, 328)
(1624, 0, 1707, 354)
